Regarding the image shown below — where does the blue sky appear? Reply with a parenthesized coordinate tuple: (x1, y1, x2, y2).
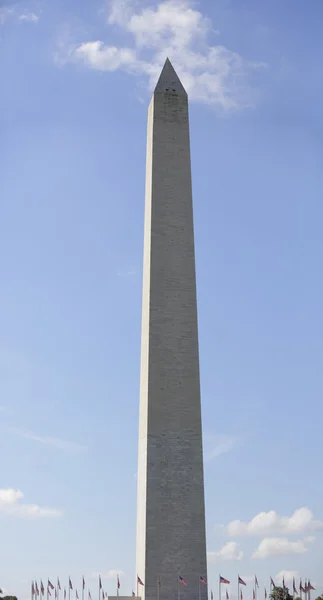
(1, 0, 323, 598)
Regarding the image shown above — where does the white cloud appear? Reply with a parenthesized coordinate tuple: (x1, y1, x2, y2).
(208, 541, 243, 562)
(252, 537, 308, 559)
(205, 434, 236, 461)
(62, 0, 263, 110)
(274, 572, 298, 586)
(9, 429, 87, 453)
(91, 571, 124, 581)
(19, 13, 39, 23)
(228, 507, 323, 537)
(0, 488, 62, 518)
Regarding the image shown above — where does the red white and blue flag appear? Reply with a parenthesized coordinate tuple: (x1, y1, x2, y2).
(293, 580, 298, 595)
(41, 582, 45, 596)
(83, 579, 85, 591)
(137, 577, 144, 586)
(255, 577, 259, 589)
(200, 578, 207, 586)
(179, 577, 188, 587)
(220, 577, 230, 585)
(270, 579, 275, 589)
(58, 580, 61, 592)
(239, 578, 246, 586)
(117, 576, 120, 590)
(48, 582, 54, 591)
(308, 582, 315, 591)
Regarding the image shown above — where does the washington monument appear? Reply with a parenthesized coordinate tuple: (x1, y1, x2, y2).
(136, 59, 207, 600)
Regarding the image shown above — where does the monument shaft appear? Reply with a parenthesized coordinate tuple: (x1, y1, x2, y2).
(136, 60, 207, 600)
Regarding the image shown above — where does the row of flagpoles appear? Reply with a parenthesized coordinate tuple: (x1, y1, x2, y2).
(31, 576, 121, 600)
(30, 575, 317, 600)
(216, 575, 316, 600)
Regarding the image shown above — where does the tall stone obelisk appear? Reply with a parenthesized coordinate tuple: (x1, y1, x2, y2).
(136, 59, 207, 600)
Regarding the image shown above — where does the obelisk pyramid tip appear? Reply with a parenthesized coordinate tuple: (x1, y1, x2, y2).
(154, 58, 187, 95)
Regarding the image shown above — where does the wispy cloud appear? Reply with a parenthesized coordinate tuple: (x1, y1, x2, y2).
(90, 571, 124, 581)
(204, 433, 236, 461)
(274, 572, 299, 586)
(19, 12, 39, 22)
(0, 4, 39, 24)
(0, 488, 62, 518)
(117, 266, 137, 278)
(227, 507, 323, 537)
(208, 541, 243, 563)
(9, 429, 87, 453)
(59, 0, 265, 110)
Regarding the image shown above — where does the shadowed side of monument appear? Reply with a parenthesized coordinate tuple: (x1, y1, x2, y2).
(136, 59, 208, 600)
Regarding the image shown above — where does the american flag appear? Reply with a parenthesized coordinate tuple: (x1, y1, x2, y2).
(76, 591, 79, 599)
(253, 591, 255, 600)
(293, 579, 298, 595)
(36, 583, 39, 596)
(300, 580, 305, 593)
(64, 589, 66, 600)
(83, 579, 85, 591)
(88, 593, 92, 600)
(132, 593, 135, 597)
(255, 578, 259, 589)
(308, 582, 315, 591)
(270, 579, 275, 590)
(69, 580, 73, 591)
(220, 577, 230, 585)
(265, 589, 267, 600)
(99, 579, 102, 591)
(117, 576, 120, 590)
(200, 577, 207, 586)
(41, 581, 45, 595)
(240, 591, 243, 600)
(179, 577, 188, 587)
(32, 583, 35, 595)
(137, 577, 144, 586)
(239, 578, 246, 586)
(58, 580, 61, 591)
(48, 582, 55, 591)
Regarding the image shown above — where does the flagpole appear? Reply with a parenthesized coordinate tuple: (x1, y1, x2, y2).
(156, 578, 160, 600)
(255, 578, 257, 600)
(136, 577, 138, 599)
(199, 578, 201, 600)
(219, 576, 221, 600)
(238, 576, 240, 600)
(69, 580, 71, 600)
(178, 578, 180, 600)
